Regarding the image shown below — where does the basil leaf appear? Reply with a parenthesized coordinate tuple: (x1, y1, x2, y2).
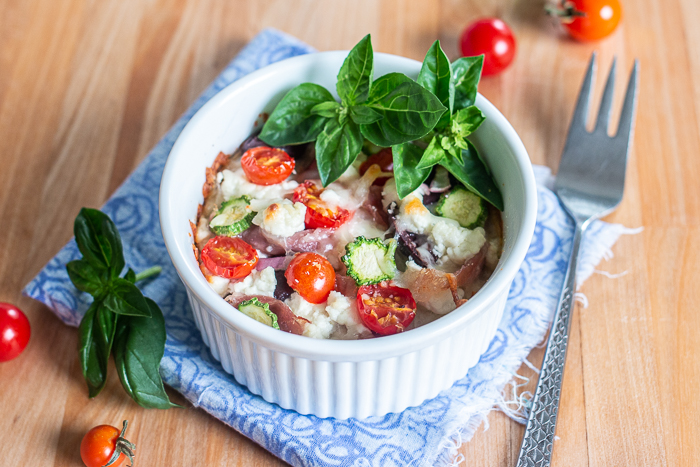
(315, 116, 363, 186)
(114, 298, 179, 409)
(452, 56, 484, 111)
(310, 101, 340, 118)
(350, 105, 382, 125)
(392, 142, 432, 198)
(416, 136, 446, 170)
(440, 141, 504, 210)
(439, 135, 464, 164)
(360, 73, 447, 147)
(74, 208, 125, 278)
(67, 259, 106, 296)
(453, 105, 486, 136)
(259, 83, 334, 146)
(79, 301, 117, 397)
(104, 278, 152, 317)
(417, 40, 454, 130)
(124, 268, 136, 283)
(337, 34, 373, 105)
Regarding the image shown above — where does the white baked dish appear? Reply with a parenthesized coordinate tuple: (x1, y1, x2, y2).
(160, 51, 537, 419)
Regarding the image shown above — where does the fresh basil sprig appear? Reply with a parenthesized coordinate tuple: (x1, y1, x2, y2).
(259, 34, 447, 186)
(67, 208, 178, 409)
(393, 41, 504, 210)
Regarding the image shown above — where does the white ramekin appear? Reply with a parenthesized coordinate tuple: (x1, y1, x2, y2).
(160, 51, 537, 419)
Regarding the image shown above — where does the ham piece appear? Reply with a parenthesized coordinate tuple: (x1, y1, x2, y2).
(225, 294, 307, 335)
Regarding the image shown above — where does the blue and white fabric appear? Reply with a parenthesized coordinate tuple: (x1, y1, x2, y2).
(24, 29, 633, 467)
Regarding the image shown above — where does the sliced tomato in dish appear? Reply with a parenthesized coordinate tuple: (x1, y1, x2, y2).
(284, 252, 336, 304)
(359, 147, 394, 186)
(356, 283, 416, 335)
(241, 146, 295, 185)
(293, 180, 352, 229)
(201, 236, 258, 279)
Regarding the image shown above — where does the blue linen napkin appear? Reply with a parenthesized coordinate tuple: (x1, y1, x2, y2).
(24, 28, 634, 467)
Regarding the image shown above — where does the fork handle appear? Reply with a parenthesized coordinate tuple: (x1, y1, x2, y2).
(515, 222, 584, 467)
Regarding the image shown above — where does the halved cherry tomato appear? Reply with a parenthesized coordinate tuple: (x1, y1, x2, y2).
(241, 146, 295, 185)
(359, 148, 394, 186)
(293, 181, 352, 229)
(0, 302, 30, 362)
(460, 18, 516, 77)
(285, 252, 336, 304)
(201, 236, 258, 279)
(356, 283, 416, 335)
(552, 0, 622, 42)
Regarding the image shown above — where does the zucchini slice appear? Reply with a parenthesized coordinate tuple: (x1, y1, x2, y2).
(209, 195, 255, 236)
(436, 186, 487, 229)
(341, 236, 397, 285)
(237, 297, 280, 330)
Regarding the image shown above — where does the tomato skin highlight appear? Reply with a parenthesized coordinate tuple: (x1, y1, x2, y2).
(560, 0, 622, 41)
(241, 146, 295, 185)
(356, 283, 416, 335)
(285, 252, 336, 304)
(201, 236, 258, 279)
(460, 18, 516, 77)
(0, 302, 30, 362)
(359, 148, 394, 186)
(293, 181, 352, 229)
(80, 425, 125, 467)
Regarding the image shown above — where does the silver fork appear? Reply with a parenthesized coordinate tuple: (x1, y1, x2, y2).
(515, 53, 639, 467)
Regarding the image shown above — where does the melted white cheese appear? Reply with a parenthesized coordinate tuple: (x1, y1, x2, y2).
(251, 198, 306, 238)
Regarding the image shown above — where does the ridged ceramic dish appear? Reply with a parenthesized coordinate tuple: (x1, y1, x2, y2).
(160, 51, 537, 419)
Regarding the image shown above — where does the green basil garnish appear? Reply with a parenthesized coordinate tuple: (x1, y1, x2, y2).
(259, 34, 446, 186)
(68, 208, 177, 409)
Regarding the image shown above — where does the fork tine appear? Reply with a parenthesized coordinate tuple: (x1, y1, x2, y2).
(594, 57, 617, 134)
(570, 52, 597, 131)
(615, 60, 640, 143)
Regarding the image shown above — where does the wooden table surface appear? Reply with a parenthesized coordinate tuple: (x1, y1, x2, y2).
(1, 0, 698, 465)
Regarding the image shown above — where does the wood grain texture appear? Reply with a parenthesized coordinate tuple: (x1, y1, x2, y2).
(0, 0, 697, 465)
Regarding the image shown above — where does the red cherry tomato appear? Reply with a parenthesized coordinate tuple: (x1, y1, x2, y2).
(356, 283, 416, 335)
(241, 146, 295, 185)
(80, 425, 125, 467)
(0, 302, 30, 362)
(285, 252, 336, 304)
(80, 421, 134, 467)
(201, 236, 258, 279)
(293, 181, 352, 229)
(359, 148, 394, 186)
(460, 18, 516, 77)
(555, 0, 622, 41)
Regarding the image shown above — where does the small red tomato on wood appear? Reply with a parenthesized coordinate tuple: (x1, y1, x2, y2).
(285, 252, 336, 304)
(241, 146, 295, 185)
(356, 283, 417, 335)
(201, 236, 258, 280)
(0, 302, 30, 362)
(80, 420, 135, 467)
(548, 0, 622, 41)
(459, 18, 516, 77)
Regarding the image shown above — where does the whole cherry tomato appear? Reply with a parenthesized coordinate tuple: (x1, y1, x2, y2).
(293, 181, 353, 229)
(0, 302, 30, 362)
(285, 252, 336, 304)
(201, 236, 258, 279)
(80, 421, 134, 467)
(460, 18, 516, 77)
(241, 146, 295, 185)
(356, 283, 416, 335)
(551, 0, 622, 41)
(359, 148, 394, 186)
